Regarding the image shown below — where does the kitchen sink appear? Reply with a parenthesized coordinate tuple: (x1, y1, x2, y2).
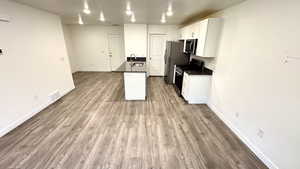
(130, 62, 145, 67)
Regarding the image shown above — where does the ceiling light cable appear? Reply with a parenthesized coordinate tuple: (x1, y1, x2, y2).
(126, 2, 133, 16)
(78, 14, 84, 25)
(131, 13, 136, 22)
(99, 11, 105, 22)
(161, 13, 166, 23)
(166, 3, 173, 16)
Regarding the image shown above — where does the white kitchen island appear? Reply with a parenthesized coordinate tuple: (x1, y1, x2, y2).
(115, 61, 147, 100)
(124, 72, 146, 100)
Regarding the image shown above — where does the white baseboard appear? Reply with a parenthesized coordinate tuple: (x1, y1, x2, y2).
(187, 98, 208, 104)
(0, 87, 75, 138)
(207, 102, 279, 169)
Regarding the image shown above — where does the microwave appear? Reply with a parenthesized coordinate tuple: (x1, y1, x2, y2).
(184, 39, 198, 55)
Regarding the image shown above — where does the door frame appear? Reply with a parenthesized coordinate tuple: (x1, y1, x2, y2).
(148, 33, 167, 76)
(107, 33, 124, 71)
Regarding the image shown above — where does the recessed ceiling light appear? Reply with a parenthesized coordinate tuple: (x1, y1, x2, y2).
(161, 13, 166, 23)
(83, 8, 91, 14)
(78, 14, 84, 25)
(166, 4, 173, 16)
(126, 2, 132, 16)
(166, 10, 173, 17)
(83, 1, 91, 14)
(131, 13, 136, 23)
(99, 11, 105, 22)
(126, 10, 132, 16)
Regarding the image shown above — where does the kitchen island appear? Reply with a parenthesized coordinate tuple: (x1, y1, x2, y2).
(115, 61, 147, 100)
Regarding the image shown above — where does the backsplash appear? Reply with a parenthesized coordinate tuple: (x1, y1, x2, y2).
(191, 55, 216, 71)
(200, 57, 216, 70)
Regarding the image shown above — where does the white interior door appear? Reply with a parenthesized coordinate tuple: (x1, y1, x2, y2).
(149, 34, 167, 76)
(108, 34, 124, 71)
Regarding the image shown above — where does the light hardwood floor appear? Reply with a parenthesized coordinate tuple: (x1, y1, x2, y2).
(0, 72, 268, 169)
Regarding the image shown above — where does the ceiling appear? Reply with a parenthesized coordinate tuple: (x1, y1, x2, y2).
(12, 0, 245, 25)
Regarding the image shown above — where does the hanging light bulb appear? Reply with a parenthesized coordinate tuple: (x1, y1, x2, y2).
(131, 13, 136, 22)
(83, 0, 91, 14)
(161, 13, 166, 23)
(99, 11, 105, 22)
(166, 4, 173, 16)
(126, 2, 132, 16)
(78, 14, 84, 25)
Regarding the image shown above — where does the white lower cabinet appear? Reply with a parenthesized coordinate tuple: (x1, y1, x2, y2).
(182, 72, 211, 104)
(124, 72, 146, 100)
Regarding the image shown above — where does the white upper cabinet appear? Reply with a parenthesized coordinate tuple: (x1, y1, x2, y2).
(180, 24, 199, 40)
(180, 18, 222, 58)
(196, 18, 222, 58)
(180, 25, 191, 39)
(196, 19, 209, 57)
(190, 23, 200, 39)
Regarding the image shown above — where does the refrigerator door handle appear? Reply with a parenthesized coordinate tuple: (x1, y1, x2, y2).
(164, 49, 167, 63)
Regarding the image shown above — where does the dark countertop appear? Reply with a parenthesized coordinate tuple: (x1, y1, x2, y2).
(114, 61, 147, 73)
(184, 67, 213, 75)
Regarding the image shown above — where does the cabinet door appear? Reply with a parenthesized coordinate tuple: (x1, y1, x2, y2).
(186, 25, 194, 39)
(181, 72, 189, 100)
(201, 18, 221, 58)
(181, 27, 188, 39)
(124, 73, 146, 100)
(187, 75, 212, 104)
(192, 22, 201, 39)
(181, 24, 198, 39)
(180, 28, 185, 40)
(196, 19, 208, 56)
(190, 23, 199, 39)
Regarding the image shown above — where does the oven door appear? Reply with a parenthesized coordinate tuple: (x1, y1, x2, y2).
(174, 69, 184, 96)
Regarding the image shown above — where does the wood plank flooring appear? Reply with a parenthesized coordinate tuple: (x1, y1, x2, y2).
(0, 72, 268, 169)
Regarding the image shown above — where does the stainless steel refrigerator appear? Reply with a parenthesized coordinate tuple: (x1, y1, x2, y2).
(164, 41, 189, 84)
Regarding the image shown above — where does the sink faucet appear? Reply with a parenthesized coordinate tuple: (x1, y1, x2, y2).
(130, 53, 137, 62)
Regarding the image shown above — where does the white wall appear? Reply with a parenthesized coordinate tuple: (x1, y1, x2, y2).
(0, 0, 74, 137)
(147, 25, 180, 73)
(65, 24, 179, 72)
(206, 0, 300, 168)
(147, 25, 180, 41)
(62, 24, 78, 73)
(124, 24, 148, 58)
(66, 25, 125, 72)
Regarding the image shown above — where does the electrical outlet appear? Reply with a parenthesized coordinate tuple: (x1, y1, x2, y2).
(33, 95, 39, 101)
(49, 91, 61, 102)
(257, 129, 264, 138)
(0, 15, 11, 22)
(235, 112, 239, 118)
